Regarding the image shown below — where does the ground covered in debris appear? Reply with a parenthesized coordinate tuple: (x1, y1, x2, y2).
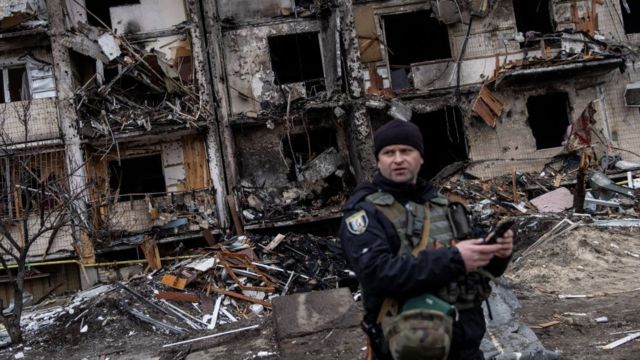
(508, 223, 640, 359)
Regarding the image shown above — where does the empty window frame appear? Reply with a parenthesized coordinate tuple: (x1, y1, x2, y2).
(512, 0, 554, 36)
(383, 10, 452, 67)
(526, 93, 570, 150)
(85, 0, 141, 29)
(412, 106, 468, 180)
(108, 154, 166, 200)
(268, 32, 325, 85)
(621, 0, 640, 34)
(1, 66, 29, 104)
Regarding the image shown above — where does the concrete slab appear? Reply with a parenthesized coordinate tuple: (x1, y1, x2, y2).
(272, 287, 361, 340)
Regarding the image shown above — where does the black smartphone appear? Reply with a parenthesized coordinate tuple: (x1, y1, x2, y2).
(484, 219, 515, 244)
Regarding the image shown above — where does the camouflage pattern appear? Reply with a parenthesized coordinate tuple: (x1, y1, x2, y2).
(385, 309, 453, 360)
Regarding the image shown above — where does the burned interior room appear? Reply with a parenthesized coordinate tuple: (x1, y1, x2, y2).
(526, 92, 571, 150)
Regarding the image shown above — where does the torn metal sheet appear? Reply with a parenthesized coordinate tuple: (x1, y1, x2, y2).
(301, 147, 342, 182)
(22, 55, 56, 99)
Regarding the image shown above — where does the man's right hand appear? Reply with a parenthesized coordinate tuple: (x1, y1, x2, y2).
(455, 239, 504, 273)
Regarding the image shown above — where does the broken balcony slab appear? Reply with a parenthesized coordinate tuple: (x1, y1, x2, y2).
(272, 287, 361, 340)
(495, 58, 624, 89)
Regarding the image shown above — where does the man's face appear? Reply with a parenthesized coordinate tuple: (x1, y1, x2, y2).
(377, 144, 423, 184)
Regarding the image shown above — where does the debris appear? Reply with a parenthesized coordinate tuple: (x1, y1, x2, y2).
(472, 83, 504, 128)
(264, 234, 286, 252)
(155, 291, 199, 303)
(530, 187, 574, 213)
(595, 316, 609, 323)
(601, 332, 640, 350)
(160, 274, 188, 290)
(162, 324, 260, 348)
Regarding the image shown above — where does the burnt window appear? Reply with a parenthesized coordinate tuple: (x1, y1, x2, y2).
(85, 0, 140, 29)
(526, 93, 570, 150)
(383, 10, 451, 66)
(412, 107, 468, 181)
(108, 154, 166, 200)
(1, 66, 29, 103)
(621, 0, 640, 34)
(512, 0, 554, 38)
(282, 128, 338, 181)
(268, 32, 325, 85)
(383, 10, 451, 90)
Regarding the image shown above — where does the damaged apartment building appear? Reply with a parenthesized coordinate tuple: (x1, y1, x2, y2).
(2, 0, 640, 300)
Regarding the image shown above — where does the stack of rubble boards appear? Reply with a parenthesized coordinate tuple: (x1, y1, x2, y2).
(6, 233, 351, 348)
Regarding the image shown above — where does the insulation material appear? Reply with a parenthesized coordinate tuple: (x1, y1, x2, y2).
(353, 6, 382, 63)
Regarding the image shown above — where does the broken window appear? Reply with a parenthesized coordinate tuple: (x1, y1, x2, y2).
(512, 0, 554, 40)
(1, 66, 29, 104)
(383, 10, 451, 90)
(412, 107, 467, 180)
(526, 93, 570, 150)
(282, 128, 338, 182)
(621, 0, 640, 34)
(268, 32, 325, 85)
(85, 0, 140, 29)
(108, 154, 166, 200)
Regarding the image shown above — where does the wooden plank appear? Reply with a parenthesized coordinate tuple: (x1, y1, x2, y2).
(139, 236, 161, 270)
(472, 98, 496, 128)
(182, 135, 208, 190)
(478, 86, 503, 116)
(226, 195, 244, 235)
(209, 287, 272, 308)
(161, 274, 188, 290)
(354, 6, 382, 63)
(156, 291, 199, 302)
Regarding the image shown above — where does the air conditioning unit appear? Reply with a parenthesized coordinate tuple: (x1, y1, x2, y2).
(624, 82, 640, 107)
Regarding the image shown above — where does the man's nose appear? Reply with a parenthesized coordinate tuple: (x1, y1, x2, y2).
(392, 152, 404, 163)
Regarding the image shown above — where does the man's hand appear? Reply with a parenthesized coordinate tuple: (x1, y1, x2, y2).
(493, 229, 514, 258)
(455, 239, 504, 273)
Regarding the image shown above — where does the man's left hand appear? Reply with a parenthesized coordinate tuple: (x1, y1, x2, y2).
(494, 229, 514, 258)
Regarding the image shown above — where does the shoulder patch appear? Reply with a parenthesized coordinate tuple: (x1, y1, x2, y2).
(345, 210, 369, 235)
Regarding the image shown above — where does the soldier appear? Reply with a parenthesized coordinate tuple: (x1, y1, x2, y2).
(340, 119, 513, 360)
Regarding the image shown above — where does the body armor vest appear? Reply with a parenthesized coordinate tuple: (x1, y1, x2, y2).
(365, 191, 492, 310)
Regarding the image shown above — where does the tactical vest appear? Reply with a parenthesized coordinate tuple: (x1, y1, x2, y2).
(364, 191, 492, 310)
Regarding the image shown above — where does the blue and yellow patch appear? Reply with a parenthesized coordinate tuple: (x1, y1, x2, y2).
(345, 210, 368, 235)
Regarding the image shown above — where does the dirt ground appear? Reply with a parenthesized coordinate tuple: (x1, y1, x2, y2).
(508, 223, 640, 360)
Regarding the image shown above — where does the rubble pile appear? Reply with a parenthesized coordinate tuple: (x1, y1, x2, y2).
(1, 233, 350, 354)
(74, 25, 205, 138)
(237, 149, 352, 224)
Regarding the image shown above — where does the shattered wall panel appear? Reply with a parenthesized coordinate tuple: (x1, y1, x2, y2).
(0, 98, 61, 144)
(217, 0, 291, 21)
(109, 0, 187, 34)
(466, 80, 603, 178)
(223, 21, 322, 115)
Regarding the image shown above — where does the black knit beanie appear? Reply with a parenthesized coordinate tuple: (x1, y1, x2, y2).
(374, 120, 424, 157)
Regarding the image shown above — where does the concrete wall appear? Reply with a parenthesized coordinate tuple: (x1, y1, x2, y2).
(223, 20, 323, 115)
(109, 0, 187, 34)
(217, 0, 292, 21)
(0, 98, 61, 144)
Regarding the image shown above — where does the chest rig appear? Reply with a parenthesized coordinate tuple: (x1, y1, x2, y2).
(365, 191, 492, 311)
